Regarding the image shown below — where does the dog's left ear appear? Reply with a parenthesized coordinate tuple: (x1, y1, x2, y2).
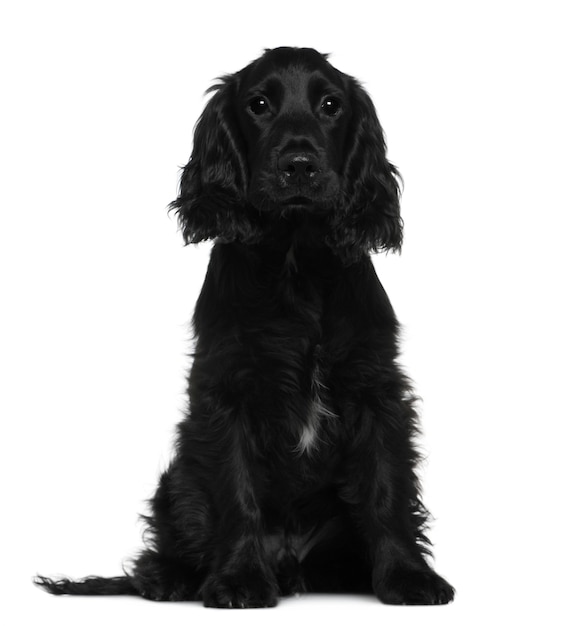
(169, 75, 257, 244)
(330, 78, 403, 261)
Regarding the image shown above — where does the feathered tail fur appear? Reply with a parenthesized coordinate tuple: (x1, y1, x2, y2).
(34, 574, 137, 596)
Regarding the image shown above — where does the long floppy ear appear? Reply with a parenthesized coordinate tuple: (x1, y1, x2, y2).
(169, 75, 258, 244)
(330, 78, 403, 261)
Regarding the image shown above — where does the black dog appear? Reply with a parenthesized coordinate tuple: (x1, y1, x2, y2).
(36, 47, 455, 607)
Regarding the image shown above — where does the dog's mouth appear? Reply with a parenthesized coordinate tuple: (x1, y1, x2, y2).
(281, 196, 314, 208)
(250, 172, 340, 212)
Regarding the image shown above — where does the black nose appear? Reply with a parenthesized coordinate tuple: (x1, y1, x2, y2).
(278, 152, 320, 183)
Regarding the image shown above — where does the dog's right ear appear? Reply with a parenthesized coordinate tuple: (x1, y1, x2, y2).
(169, 75, 257, 244)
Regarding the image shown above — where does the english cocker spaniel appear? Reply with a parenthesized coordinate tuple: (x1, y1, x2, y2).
(36, 47, 455, 607)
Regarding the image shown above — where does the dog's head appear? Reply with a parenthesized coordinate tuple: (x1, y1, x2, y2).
(170, 47, 402, 261)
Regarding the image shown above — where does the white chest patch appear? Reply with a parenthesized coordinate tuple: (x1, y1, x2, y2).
(297, 417, 319, 454)
(296, 364, 337, 455)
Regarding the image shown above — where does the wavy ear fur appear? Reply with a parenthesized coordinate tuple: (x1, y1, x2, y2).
(169, 76, 259, 244)
(329, 78, 403, 262)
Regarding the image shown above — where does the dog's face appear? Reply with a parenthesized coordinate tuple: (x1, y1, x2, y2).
(170, 47, 403, 261)
(236, 48, 349, 211)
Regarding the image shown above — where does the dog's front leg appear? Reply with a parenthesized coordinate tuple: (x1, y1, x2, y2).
(199, 418, 278, 608)
(339, 386, 455, 605)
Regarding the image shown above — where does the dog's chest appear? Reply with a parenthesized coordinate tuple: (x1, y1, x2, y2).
(209, 242, 346, 462)
(275, 253, 342, 459)
(294, 345, 337, 455)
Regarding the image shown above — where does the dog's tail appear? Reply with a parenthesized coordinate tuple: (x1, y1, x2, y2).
(33, 574, 138, 596)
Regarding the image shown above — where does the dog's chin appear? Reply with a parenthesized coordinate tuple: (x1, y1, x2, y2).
(250, 190, 337, 214)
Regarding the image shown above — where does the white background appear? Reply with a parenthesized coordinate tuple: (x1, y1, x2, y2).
(2, 0, 562, 624)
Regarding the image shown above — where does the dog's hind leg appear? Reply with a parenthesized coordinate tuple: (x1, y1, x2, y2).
(36, 464, 205, 601)
(126, 549, 201, 601)
(128, 464, 208, 601)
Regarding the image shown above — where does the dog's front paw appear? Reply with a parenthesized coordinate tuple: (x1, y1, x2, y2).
(374, 567, 455, 605)
(202, 570, 278, 608)
(276, 553, 306, 597)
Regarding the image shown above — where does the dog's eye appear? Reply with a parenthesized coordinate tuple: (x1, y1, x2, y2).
(321, 97, 342, 116)
(248, 96, 270, 116)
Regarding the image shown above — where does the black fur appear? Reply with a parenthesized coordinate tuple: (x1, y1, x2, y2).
(35, 47, 454, 607)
